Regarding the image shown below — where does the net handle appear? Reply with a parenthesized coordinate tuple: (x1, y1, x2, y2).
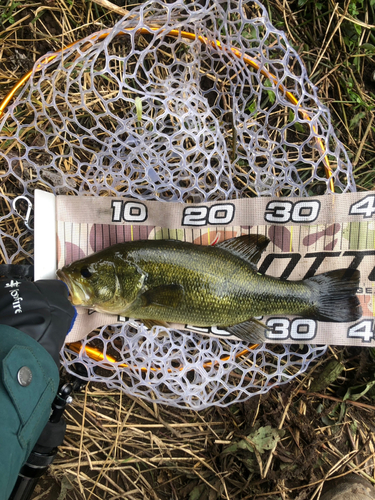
(0, 25, 334, 190)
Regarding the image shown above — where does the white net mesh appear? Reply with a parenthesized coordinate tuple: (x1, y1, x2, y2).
(0, 0, 355, 408)
(63, 327, 327, 408)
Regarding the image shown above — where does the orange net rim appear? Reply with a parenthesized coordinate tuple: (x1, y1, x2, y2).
(66, 341, 260, 373)
(0, 25, 335, 370)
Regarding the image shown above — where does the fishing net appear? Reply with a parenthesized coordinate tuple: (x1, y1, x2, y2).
(0, 0, 354, 408)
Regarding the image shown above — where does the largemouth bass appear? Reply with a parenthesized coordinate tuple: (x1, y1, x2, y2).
(57, 235, 362, 342)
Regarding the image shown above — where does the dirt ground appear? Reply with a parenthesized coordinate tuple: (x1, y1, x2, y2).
(30, 356, 375, 500)
(1, 0, 375, 499)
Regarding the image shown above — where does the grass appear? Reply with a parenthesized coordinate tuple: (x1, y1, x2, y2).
(43, 360, 375, 500)
(1, 0, 375, 499)
(264, 0, 375, 190)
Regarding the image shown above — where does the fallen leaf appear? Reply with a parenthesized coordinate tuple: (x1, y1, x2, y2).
(310, 360, 343, 393)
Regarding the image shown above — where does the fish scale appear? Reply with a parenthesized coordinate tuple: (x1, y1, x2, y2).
(126, 243, 307, 324)
(57, 234, 362, 343)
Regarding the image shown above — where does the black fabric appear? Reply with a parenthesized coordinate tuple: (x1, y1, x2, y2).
(0, 264, 34, 279)
(0, 280, 76, 366)
(33, 420, 67, 454)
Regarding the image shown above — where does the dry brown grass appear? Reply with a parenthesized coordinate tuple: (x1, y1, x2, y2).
(40, 352, 375, 499)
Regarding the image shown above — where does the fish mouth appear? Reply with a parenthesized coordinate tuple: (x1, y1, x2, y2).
(56, 269, 90, 306)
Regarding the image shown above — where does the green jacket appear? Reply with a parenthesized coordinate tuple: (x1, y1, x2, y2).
(0, 324, 59, 500)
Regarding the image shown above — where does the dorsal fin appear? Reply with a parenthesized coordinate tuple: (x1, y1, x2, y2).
(216, 234, 270, 267)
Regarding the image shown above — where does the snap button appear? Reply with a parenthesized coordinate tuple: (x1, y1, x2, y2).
(17, 366, 33, 387)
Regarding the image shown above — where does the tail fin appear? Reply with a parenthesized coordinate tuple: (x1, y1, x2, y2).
(305, 269, 362, 323)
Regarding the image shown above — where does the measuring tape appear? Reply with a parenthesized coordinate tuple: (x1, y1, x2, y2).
(32, 189, 375, 346)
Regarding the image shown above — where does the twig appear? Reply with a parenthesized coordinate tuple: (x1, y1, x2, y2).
(262, 393, 292, 478)
(90, 0, 129, 17)
(310, 2, 346, 78)
(77, 384, 89, 498)
(298, 389, 375, 411)
(353, 114, 374, 167)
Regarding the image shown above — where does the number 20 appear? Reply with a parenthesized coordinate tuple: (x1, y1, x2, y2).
(182, 204, 235, 226)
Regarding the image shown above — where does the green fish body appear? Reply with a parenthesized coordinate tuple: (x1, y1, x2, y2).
(57, 235, 361, 342)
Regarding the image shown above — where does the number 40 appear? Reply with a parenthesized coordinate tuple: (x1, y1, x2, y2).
(347, 320, 374, 343)
(349, 195, 375, 219)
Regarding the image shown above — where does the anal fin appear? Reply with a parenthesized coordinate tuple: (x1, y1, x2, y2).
(222, 318, 268, 343)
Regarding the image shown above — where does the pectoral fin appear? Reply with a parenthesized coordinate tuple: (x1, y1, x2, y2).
(222, 318, 269, 343)
(139, 284, 185, 309)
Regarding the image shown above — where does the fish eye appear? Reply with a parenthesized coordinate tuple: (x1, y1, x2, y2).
(80, 267, 92, 278)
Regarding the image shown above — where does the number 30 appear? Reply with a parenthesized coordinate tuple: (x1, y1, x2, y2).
(264, 200, 320, 223)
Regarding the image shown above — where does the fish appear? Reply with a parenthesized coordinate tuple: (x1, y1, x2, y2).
(56, 235, 362, 343)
